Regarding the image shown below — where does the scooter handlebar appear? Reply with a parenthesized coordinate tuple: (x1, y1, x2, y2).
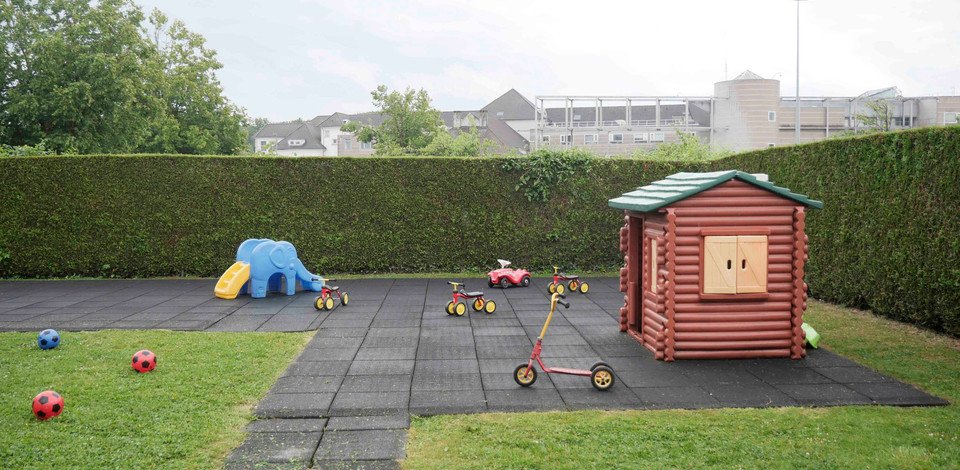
(553, 293, 569, 308)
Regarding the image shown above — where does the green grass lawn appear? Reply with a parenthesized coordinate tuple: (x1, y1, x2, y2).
(0, 330, 310, 469)
(404, 301, 960, 469)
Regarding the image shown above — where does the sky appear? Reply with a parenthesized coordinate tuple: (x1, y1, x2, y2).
(135, 0, 960, 122)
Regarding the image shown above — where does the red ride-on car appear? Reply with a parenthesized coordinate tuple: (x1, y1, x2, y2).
(488, 259, 531, 289)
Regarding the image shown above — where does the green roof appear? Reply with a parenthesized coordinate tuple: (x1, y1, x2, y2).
(608, 170, 823, 213)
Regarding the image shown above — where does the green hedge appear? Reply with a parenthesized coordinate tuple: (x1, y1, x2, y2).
(1, 126, 958, 335)
(718, 127, 960, 336)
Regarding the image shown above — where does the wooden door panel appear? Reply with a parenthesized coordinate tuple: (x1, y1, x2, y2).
(736, 235, 768, 293)
(703, 236, 737, 294)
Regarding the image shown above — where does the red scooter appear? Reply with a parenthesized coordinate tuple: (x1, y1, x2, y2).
(514, 293, 615, 390)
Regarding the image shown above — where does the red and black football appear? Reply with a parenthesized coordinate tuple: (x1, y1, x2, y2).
(132, 349, 157, 373)
(32, 390, 64, 420)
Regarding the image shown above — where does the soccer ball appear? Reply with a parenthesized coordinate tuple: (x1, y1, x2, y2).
(37, 329, 61, 350)
(132, 349, 157, 373)
(32, 390, 64, 420)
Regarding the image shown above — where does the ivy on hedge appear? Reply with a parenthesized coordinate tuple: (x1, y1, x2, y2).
(0, 127, 957, 335)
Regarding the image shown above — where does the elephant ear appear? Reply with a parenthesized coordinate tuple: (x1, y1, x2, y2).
(269, 246, 287, 268)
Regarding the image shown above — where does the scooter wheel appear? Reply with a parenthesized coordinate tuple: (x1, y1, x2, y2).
(591, 366, 615, 391)
(589, 361, 610, 372)
(484, 300, 496, 314)
(445, 301, 455, 315)
(472, 298, 485, 311)
(313, 296, 325, 311)
(513, 364, 537, 387)
(454, 302, 467, 316)
(341, 293, 350, 306)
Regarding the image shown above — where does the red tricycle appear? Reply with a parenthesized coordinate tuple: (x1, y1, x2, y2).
(313, 278, 349, 311)
(547, 266, 590, 295)
(445, 281, 496, 316)
(487, 259, 531, 289)
(514, 292, 614, 390)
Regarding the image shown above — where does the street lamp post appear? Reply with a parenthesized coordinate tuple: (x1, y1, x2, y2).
(794, 0, 807, 145)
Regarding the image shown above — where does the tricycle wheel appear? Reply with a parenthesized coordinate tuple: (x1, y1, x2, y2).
(547, 282, 556, 294)
(454, 302, 467, 316)
(591, 366, 615, 391)
(568, 280, 579, 292)
(313, 296, 325, 311)
(555, 283, 565, 294)
(472, 298, 485, 311)
(520, 275, 530, 287)
(513, 364, 537, 387)
(579, 282, 590, 294)
(484, 300, 496, 314)
(445, 301, 455, 315)
(341, 293, 350, 306)
(323, 296, 335, 310)
(500, 277, 510, 289)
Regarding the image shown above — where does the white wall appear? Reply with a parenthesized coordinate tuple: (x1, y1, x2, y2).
(255, 137, 281, 152)
(274, 149, 326, 157)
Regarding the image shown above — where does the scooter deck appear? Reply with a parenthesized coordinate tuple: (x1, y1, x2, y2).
(543, 366, 592, 377)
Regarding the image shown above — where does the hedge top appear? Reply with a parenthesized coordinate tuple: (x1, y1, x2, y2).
(607, 170, 824, 213)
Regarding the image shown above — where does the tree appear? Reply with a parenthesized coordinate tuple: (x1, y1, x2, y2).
(0, 0, 247, 154)
(343, 85, 441, 155)
(420, 124, 496, 156)
(634, 130, 730, 161)
(245, 117, 270, 152)
(856, 100, 894, 132)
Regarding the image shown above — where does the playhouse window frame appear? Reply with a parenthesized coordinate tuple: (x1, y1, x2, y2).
(698, 228, 771, 301)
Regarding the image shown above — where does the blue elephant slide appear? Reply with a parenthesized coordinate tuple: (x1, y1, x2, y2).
(215, 239, 324, 299)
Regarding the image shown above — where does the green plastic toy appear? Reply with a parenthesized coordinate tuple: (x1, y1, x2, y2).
(802, 322, 821, 348)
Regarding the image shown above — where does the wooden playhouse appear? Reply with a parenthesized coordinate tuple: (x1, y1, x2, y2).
(609, 171, 822, 360)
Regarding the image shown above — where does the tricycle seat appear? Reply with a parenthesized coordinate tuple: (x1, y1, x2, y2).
(561, 274, 578, 280)
(464, 291, 484, 297)
(326, 285, 339, 291)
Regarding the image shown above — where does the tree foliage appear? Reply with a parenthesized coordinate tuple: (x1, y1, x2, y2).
(343, 85, 441, 155)
(633, 130, 730, 161)
(421, 124, 496, 156)
(0, 0, 246, 154)
(856, 100, 894, 132)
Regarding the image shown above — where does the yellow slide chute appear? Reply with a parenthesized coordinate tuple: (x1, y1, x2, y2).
(214, 261, 250, 299)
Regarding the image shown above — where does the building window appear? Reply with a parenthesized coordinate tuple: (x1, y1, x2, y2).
(541, 135, 550, 144)
(496, 111, 504, 117)
(360, 141, 372, 150)
(650, 132, 665, 142)
(332, 138, 337, 144)
(609, 133, 623, 144)
(287, 139, 304, 146)
(649, 238, 658, 292)
(768, 111, 777, 122)
(945, 112, 959, 125)
(324, 130, 331, 137)
(259, 140, 269, 147)
(573, 114, 581, 121)
(768, 143, 776, 147)
(584, 134, 598, 144)
(702, 235, 768, 294)
(344, 140, 352, 150)
(560, 135, 571, 145)
(634, 133, 648, 143)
